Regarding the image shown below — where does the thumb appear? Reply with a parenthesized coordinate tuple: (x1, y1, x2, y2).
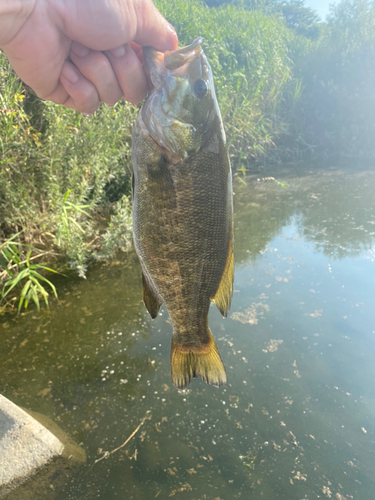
(55, 0, 178, 52)
(132, 0, 178, 51)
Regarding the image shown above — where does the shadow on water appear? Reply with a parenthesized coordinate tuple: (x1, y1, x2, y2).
(1, 163, 375, 499)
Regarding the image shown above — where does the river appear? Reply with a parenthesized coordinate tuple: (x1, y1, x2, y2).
(1, 162, 374, 499)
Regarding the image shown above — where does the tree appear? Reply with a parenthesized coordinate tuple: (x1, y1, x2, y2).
(204, 0, 322, 38)
(280, 0, 321, 38)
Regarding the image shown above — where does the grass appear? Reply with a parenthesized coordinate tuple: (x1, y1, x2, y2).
(0, 232, 59, 312)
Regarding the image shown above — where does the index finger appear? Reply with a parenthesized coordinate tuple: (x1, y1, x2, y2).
(106, 44, 149, 105)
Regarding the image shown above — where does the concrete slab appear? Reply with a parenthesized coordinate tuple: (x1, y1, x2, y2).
(0, 394, 64, 495)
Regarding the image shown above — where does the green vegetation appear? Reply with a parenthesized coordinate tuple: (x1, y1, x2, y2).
(205, 0, 322, 38)
(0, 232, 59, 311)
(1, 0, 374, 311)
(0, 52, 135, 311)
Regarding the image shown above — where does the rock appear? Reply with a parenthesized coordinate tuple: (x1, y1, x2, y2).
(0, 395, 66, 497)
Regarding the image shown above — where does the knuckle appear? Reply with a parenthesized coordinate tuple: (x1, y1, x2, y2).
(91, 52, 112, 73)
(71, 51, 111, 80)
(70, 87, 99, 114)
(76, 101, 99, 114)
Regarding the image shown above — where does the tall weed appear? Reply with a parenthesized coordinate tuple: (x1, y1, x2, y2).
(0, 233, 59, 312)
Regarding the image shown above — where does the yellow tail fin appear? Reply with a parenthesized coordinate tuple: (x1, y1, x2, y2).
(170, 329, 227, 390)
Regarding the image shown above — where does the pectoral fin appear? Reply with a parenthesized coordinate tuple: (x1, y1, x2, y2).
(142, 273, 162, 319)
(212, 239, 234, 318)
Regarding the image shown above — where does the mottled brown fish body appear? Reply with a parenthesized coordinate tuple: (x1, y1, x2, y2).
(132, 38, 234, 389)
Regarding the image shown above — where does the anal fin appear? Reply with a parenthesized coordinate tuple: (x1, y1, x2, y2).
(212, 238, 234, 318)
(142, 273, 162, 319)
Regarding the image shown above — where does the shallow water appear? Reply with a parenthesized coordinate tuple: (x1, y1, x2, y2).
(1, 163, 375, 499)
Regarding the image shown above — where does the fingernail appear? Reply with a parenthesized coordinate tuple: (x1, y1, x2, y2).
(70, 42, 90, 57)
(61, 63, 80, 84)
(110, 45, 127, 58)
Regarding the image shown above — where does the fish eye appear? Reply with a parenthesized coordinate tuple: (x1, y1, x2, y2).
(194, 79, 208, 98)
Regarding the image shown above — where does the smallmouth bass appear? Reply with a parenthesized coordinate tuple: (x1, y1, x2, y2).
(131, 38, 233, 390)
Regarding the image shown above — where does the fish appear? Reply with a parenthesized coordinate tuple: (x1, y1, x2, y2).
(131, 37, 233, 390)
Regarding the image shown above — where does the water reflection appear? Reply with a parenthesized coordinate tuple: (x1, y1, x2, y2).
(1, 164, 375, 499)
(234, 165, 375, 263)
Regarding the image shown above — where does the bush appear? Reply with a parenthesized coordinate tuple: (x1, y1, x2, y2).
(1, 48, 137, 278)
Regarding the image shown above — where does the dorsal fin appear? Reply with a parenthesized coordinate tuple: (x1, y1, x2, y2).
(211, 238, 234, 318)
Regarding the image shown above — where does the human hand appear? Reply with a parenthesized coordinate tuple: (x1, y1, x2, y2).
(0, 0, 177, 113)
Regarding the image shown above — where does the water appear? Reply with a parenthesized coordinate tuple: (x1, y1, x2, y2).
(1, 163, 375, 499)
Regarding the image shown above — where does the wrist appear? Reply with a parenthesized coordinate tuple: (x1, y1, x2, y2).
(0, 0, 36, 48)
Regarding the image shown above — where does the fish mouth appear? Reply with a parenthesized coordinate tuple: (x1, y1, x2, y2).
(143, 37, 203, 86)
(164, 37, 203, 70)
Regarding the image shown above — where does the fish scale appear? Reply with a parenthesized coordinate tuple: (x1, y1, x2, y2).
(131, 38, 234, 390)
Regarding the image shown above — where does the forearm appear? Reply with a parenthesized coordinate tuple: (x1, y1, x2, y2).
(0, 0, 36, 48)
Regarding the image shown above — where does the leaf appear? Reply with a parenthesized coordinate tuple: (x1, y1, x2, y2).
(64, 189, 74, 202)
(26, 250, 32, 266)
(2, 268, 30, 297)
(30, 285, 40, 311)
(36, 266, 64, 276)
(18, 280, 32, 311)
(64, 202, 92, 219)
(68, 217, 86, 233)
(24, 286, 34, 310)
(29, 271, 57, 298)
(2, 248, 17, 263)
(0, 254, 8, 270)
(0, 231, 24, 246)
(28, 282, 47, 308)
